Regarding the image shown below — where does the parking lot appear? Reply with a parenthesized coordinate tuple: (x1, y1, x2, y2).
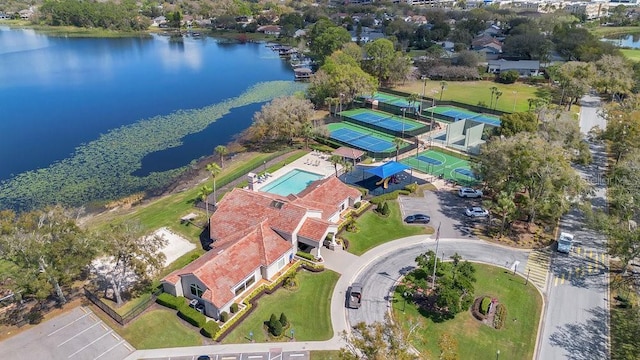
(1, 306, 134, 360)
(398, 187, 484, 239)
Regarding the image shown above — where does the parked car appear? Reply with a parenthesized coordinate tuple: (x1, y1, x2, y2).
(557, 232, 574, 253)
(465, 206, 489, 217)
(458, 187, 483, 198)
(347, 283, 363, 309)
(404, 214, 431, 224)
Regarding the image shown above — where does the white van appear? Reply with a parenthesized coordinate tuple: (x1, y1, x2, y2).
(557, 232, 574, 253)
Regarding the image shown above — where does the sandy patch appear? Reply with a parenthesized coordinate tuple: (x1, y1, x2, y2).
(154, 227, 197, 267)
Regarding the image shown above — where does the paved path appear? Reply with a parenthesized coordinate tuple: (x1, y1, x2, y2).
(536, 95, 610, 360)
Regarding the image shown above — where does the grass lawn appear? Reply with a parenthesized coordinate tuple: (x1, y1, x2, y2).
(119, 308, 203, 349)
(342, 201, 433, 256)
(222, 270, 339, 343)
(310, 350, 341, 359)
(621, 49, 640, 62)
(393, 80, 541, 113)
(589, 26, 640, 37)
(392, 263, 542, 359)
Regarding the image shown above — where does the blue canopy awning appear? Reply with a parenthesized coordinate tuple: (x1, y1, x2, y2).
(364, 161, 410, 179)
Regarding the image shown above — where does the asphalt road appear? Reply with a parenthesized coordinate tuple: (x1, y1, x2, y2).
(346, 239, 531, 328)
(536, 95, 610, 360)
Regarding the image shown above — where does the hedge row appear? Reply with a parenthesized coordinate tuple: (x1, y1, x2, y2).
(178, 304, 207, 328)
(156, 292, 184, 310)
(296, 251, 315, 261)
(493, 303, 507, 329)
(370, 190, 409, 205)
(201, 320, 221, 338)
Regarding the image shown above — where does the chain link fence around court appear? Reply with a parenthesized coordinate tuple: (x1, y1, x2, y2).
(84, 286, 163, 325)
(339, 108, 430, 139)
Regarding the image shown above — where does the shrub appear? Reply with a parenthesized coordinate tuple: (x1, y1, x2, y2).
(354, 201, 361, 209)
(230, 303, 239, 314)
(379, 201, 390, 216)
(279, 312, 288, 327)
(201, 320, 220, 338)
(404, 183, 418, 193)
(480, 297, 491, 315)
(497, 70, 519, 84)
(220, 311, 230, 323)
(178, 306, 207, 328)
(156, 293, 181, 310)
(26, 309, 43, 325)
(296, 251, 315, 261)
(271, 318, 283, 336)
(493, 303, 507, 329)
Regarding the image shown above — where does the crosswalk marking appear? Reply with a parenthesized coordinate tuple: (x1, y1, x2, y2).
(525, 250, 551, 291)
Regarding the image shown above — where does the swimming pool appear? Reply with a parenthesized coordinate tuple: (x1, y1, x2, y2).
(260, 169, 324, 196)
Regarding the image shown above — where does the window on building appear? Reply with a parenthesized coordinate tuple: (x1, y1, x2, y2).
(234, 275, 256, 296)
(277, 257, 285, 269)
(190, 283, 204, 298)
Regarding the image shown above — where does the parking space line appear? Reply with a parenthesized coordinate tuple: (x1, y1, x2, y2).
(48, 312, 91, 337)
(58, 321, 102, 346)
(67, 330, 113, 358)
(290, 353, 305, 357)
(93, 340, 125, 359)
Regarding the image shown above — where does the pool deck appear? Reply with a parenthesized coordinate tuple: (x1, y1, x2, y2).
(253, 151, 339, 192)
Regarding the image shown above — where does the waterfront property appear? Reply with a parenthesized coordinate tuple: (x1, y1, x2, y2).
(161, 176, 361, 320)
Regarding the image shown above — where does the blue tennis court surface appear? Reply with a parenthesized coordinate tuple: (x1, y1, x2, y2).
(470, 114, 501, 127)
(417, 156, 443, 166)
(345, 112, 421, 132)
(330, 128, 394, 152)
(454, 168, 476, 178)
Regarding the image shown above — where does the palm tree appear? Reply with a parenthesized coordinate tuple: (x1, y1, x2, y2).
(489, 86, 498, 109)
(494, 91, 503, 110)
(329, 155, 343, 177)
(197, 185, 213, 220)
(407, 93, 420, 114)
(393, 137, 405, 161)
(439, 81, 447, 101)
(299, 122, 314, 149)
(214, 145, 228, 168)
(206, 162, 222, 206)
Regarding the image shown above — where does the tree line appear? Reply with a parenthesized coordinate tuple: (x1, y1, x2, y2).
(39, 0, 150, 31)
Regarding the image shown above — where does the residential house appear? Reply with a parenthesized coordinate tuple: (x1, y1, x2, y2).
(257, 25, 281, 36)
(350, 27, 385, 43)
(564, 2, 609, 20)
(487, 59, 541, 77)
(18, 9, 33, 20)
(293, 29, 306, 38)
(162, 176, 361, 320)
(151, 16, 167, 27)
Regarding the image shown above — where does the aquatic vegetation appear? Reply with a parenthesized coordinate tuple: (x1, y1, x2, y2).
(0, 81, 307, 211)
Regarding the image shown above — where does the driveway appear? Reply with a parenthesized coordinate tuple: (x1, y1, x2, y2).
(398, 188, 483, 239)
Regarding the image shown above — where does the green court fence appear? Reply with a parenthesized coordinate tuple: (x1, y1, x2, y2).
(341, 116, 430, 139)
(380, 88, 507, 117)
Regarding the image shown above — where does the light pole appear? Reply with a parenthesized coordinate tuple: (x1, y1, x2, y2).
(249, 331, 254, 342)
(496, 350, 500, 360)
(512, 91, 518, 112)
(403, 291, 408, 313)
(421, 75, 428, 114)
(263, 160, 267, 173)
(290, 328, 295, 341)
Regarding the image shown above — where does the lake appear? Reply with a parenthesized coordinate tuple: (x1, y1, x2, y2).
(601, 33, 640, 48)
(0, 27, 304, 210)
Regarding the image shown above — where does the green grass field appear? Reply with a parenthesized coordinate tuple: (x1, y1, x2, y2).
(392, 264, 542, 359)
(394, 80, 540, 113)
(621, 49, 640, 62)
(342, 201, 433, 255)
(310, 350, 341, 359)
(120, 308, 203, 348)
(589, 26, 640, 37)
(221, 270, 339, 343)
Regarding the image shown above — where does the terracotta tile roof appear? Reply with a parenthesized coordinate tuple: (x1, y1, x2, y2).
(298, 217, 331, 242)
(296, 176, 361, 210)
(210, 188, 305, 244)
(163, 222, 291, 307)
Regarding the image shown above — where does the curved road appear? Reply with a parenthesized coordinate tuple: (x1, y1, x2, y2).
(346, 238, 533, 328)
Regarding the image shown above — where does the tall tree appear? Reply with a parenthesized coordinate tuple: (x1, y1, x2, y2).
(97, 221, 166, 306)
(440, 81, 447, 101)
(0, 206, 97, 305)
(214, 145, 228, 168)
(498, 112, 538, 137)
(206, 162, 222, 206)
(329, 155, 343, 177)
(593, 55, 634, 101)
(197, 185, 213, 220)
(602, 96, 640, 163)
(393, 137, 405, 161)
(339, 316, 422, 360)
(362, 38, 401, 86)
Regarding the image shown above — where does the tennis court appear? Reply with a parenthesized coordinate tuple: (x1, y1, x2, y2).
(327, 122, 398, 153)
(429, 105, 501, 127)
(363, 92, 420, 109)
(401, 148, 479, 186)
(341, 108, 426, 133)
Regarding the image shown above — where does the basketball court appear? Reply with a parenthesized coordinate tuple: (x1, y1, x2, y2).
(401, 148, 479, 186)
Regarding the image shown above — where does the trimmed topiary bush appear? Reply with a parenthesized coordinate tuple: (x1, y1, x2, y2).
(493, 303, 507, 329)
(480, 297, 491, 315)
(156, 293, 182, 310)
(279, 312, 288, 327)
(201, 320, 220, 338)
(220, 311, 230, 323)
(404, 183, 418, 193)
(271, 318, 283, 336)
(354, 201, 361, 209)
(178, 305, 207, 328)
(296, 251, 315, 261)
(230, 303, 239, 314)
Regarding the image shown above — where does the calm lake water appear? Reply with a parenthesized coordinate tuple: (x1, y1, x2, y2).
(0, 27, 294, 182)
(602, 33, 640, 48)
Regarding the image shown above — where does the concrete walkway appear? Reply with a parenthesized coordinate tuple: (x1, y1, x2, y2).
(127, 234, 533, 359)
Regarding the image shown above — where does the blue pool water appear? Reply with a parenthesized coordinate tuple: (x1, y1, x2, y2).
(261, 169, 324, 196)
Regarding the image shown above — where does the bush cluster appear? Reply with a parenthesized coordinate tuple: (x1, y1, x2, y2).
(376, 201, 390, 216)
(480, 297, 492, 315)
(156, 293, 184, 310)
(493, 304, 507, 329)
(296, 251, 315, 261)
(201, 320, 221, 339)
(230, 303, 239, 313)
(404, 183, 418, 193)
(178, 304, 207, 328)
(267, 313, 283, 337)
(354, 201, 361, 209)
(220, 311, 230, 323)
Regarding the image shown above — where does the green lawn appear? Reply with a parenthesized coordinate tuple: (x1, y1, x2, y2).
(342, 201, 433, 256)
(394, 80, 540, 113)
(120, 308, 203, 348)
(310, 350, 341, 359)
(589, 26, 640, 37)
(392, 264, 542, 359)
(222, 270, 339, 343)
(621, 49, 640, 62)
